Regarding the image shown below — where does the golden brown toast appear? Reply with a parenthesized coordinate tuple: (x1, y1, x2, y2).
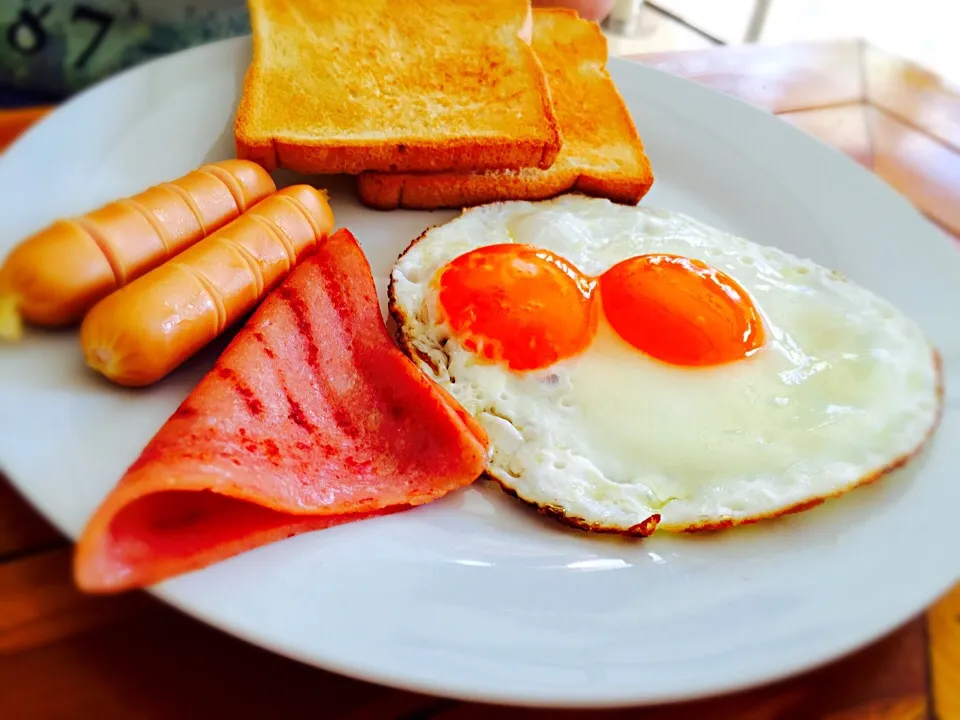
(357, 9, 653, 209)
(235, 0, 562, 175)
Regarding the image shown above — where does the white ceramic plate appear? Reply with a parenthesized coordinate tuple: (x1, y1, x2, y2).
(1, 37, 959, 708)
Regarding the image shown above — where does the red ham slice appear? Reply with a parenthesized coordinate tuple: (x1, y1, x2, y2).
(74, 229, 488, 593)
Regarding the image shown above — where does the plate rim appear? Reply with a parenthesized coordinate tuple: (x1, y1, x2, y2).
(0, 36, 958, 708)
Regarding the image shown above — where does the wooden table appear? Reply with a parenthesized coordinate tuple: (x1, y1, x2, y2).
(2, 39, 958, 719)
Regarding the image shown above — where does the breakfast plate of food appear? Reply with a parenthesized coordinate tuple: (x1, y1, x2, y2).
(1, 0, 959, 708)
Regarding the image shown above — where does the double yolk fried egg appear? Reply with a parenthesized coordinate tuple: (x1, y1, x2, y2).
(390, 195, 942, 534)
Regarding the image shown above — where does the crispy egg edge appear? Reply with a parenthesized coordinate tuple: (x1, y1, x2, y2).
(665, 350, 943, 533)
(387, 201, 946, 537)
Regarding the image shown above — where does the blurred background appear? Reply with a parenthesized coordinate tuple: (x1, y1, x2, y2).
(601, 0, 959, 80)
(1, 0, 957, 106)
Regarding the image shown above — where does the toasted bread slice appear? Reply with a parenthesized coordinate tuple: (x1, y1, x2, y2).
(357, 9, 653, 209)
(235, 0, 562, 175)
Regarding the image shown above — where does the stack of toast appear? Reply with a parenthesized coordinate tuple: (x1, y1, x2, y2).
(235, 0, 653, 210)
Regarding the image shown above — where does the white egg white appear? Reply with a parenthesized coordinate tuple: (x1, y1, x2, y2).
(389, 194, 942, 533)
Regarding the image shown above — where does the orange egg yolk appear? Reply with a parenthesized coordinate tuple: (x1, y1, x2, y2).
(436, 244, 596, 371)
(598, 254, 764, 366)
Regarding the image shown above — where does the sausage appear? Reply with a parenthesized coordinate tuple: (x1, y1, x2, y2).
(80, 185, 335, 387)
(0, 159, 276, 340)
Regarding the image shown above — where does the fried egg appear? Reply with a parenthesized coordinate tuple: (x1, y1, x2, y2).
(389, 194, 941, 533)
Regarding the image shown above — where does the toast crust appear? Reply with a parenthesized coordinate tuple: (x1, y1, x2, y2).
(236, 134, 562, 176)
(357, 9, 653, 209)
(357, 163, 650, 210)
(235, 0, 561, 175)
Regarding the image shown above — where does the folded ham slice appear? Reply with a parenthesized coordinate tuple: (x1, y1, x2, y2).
(74, 229, 488, 593)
